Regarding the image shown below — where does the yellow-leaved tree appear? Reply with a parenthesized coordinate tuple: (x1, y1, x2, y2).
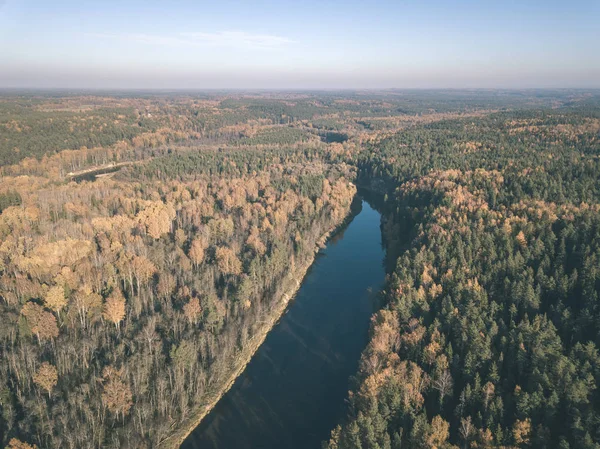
(103, 290, 126, 330)
(33, 362, 58, 397)
(43, 285, 67, 317)
(5, 439, 38, 449)
(215, 246, 242, 276)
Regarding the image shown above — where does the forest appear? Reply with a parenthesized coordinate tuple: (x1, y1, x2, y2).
(1, 89, 600, 449)
(326, 99, 600, 449)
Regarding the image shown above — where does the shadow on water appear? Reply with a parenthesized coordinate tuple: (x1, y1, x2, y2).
(180, 192, 387, 449)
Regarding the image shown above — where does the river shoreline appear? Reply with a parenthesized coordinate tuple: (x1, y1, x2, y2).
(158, 195, 359, 449)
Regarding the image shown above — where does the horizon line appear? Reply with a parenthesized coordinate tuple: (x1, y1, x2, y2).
(1, 86, 600, 92)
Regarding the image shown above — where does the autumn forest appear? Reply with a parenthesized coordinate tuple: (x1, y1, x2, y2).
(1, 89, 600, 449)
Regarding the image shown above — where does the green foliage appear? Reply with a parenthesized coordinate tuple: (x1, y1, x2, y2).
(330, 105, 600, 449)
(2, 90, 600, 449)
(0, 101, 147, 165)
(238, 127, 313, 145)
(0, 190, 21, 213)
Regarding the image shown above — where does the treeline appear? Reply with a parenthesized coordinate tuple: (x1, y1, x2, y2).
(327, 107, 600, 448)
(3, 90, 583, 168)
(0, 101, 152, 165)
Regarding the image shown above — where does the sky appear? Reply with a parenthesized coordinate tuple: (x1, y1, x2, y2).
(0, 0, 599, 89)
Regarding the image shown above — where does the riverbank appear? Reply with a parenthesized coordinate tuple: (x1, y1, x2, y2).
(158, 196, 359, 449)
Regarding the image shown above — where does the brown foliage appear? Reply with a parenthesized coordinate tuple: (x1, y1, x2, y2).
(516, 230, 528, 249)
(183, 297, 202, 325)
(427, 415, 450, 449)
(246, 227, 266, 256)
(136, 202, 175, 239)
(101, 367, 133, 417)
(33, 362, 58, 396)
(189, 237, 207, 267)
(132, 255, 156, 288)
(401, 318, 426, 348)
(513, 418, 532, 445)
(21, 302, 59, 341)
(215, 246, 242, 276)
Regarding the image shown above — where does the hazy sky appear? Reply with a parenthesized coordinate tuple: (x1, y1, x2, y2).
(1, 0, 599, 89)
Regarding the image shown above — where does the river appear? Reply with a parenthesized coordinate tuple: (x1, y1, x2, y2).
(181, 196, 386, 449)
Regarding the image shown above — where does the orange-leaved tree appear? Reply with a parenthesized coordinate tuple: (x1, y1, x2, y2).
(5, 438, 38, 449)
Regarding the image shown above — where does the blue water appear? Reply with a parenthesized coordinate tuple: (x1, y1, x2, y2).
(181, 198, 385, 449)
